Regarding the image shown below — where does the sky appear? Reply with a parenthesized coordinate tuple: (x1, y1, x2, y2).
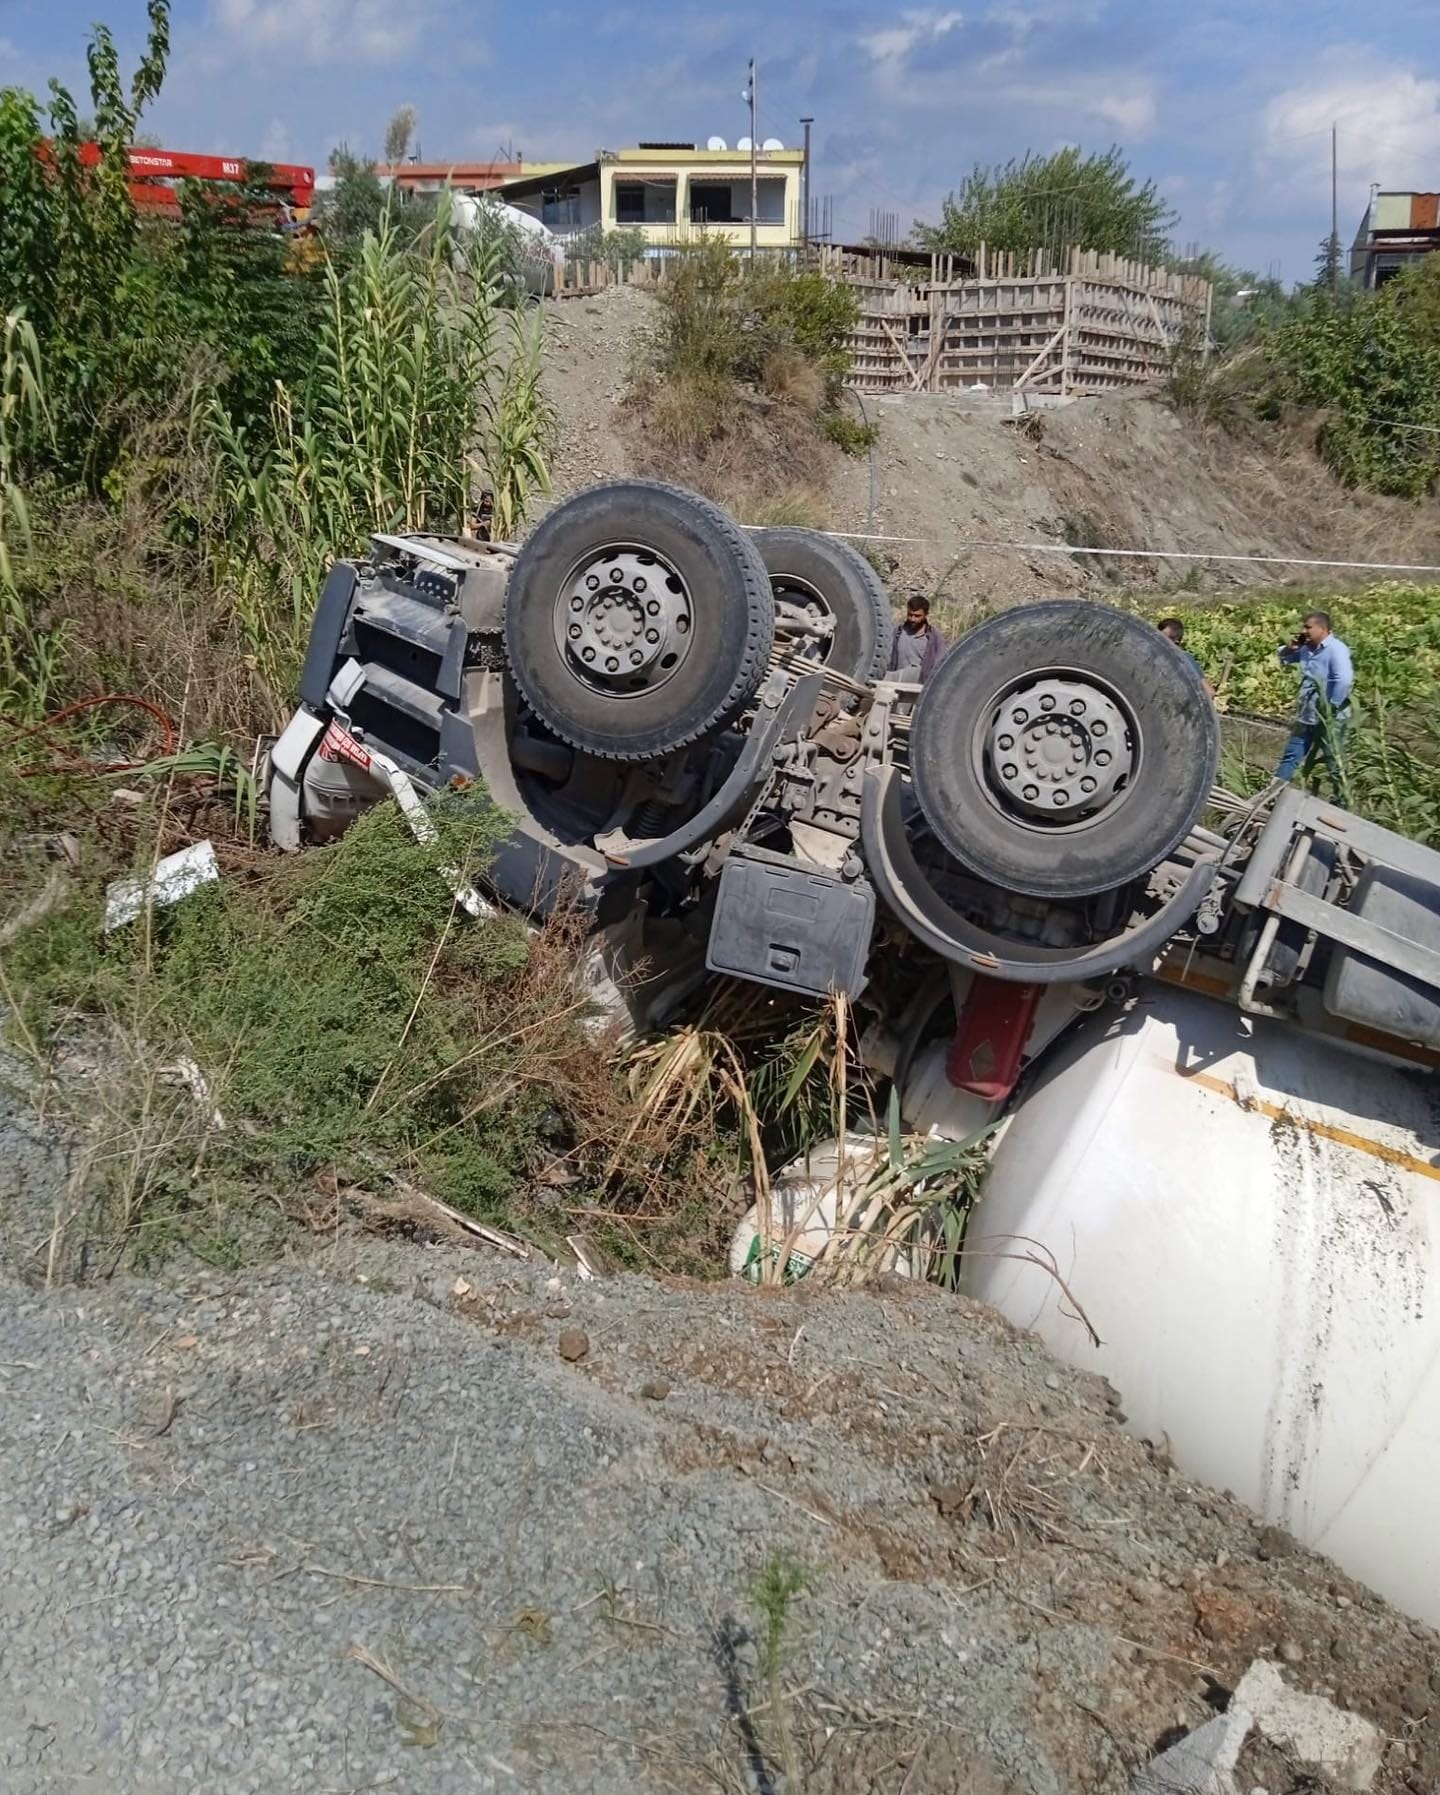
(2, 0, 1439, 282)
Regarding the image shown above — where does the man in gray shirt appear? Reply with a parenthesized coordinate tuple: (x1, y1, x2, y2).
(888, 595, 946, 684)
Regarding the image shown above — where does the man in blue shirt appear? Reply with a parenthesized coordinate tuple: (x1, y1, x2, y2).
(1275, 610, 1353, 796)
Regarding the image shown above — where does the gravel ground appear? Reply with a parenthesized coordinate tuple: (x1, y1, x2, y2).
(2, 1232, 1437, 1795)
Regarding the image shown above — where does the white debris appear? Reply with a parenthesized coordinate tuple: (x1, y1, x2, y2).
(1233, 1659, 1382, 1793)
(158, 1057, 225, 1130)
(104, 841, 220, 930)
(1132, 1708, 1251, 1795)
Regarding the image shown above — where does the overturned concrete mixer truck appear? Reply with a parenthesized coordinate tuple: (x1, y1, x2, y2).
(267, 480, 1440, 1626)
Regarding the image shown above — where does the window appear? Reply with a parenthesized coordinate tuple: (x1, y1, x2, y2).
(613, 179, 676, 226)
(541, 189, 582, 233)
(690, 182, 735, 224)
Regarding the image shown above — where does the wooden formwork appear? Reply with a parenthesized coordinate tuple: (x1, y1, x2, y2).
(817, 245, 1212, 398)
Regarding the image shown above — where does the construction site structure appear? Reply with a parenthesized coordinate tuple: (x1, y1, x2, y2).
(818, 243, 1212, 398)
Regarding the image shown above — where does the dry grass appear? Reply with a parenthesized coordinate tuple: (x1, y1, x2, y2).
(727, 486, 831, 530)
(761, 349, 826, 412)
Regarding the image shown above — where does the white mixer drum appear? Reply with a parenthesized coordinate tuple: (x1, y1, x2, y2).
(964, 985, 1440, 1624)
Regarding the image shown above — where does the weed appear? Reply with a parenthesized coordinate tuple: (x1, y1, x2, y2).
(729, 488, 831, 530)
(203, 199, 553, 717)
(752, 1553, 811, 1790)
(821, 410, 879, 457)
(637, 237, 859, 466)
(1, 792, 616, 1275)
(761, 349, 826, 412)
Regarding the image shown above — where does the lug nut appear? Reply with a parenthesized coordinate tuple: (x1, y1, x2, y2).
(1093, 720, 1107, 736)
(1053, 789, 1068, 805)
(1002, 763, 1018, 780)
(1081, 776, 1097, 793)
(998, 733, 1014, 750)
(582, 647, 595, 662)
(568, 623, 581, 639)
(1070, 698, 1085, 715)
(1012, 707, 1028, 723)
(1096, 750, 1111, 766)
(634, 576, 647, 592)
(631, 650, 643, 664)
(1040, 694, 1055, 711)
(605, 656, 619, 671)
(646, 600, 660, 616)
(1023, 784, 1039, 801)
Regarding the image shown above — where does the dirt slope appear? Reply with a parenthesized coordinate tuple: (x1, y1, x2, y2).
(540, 288, 1440, 613)
(0, 1227, 1436, 1795)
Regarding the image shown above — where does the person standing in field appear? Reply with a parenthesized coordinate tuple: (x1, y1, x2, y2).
(1157, 617, 1216, 698)
(888, 594, 945, 684)
(1275, 610, 1353, 796)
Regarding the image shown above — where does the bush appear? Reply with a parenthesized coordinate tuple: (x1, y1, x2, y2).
(640, 240, 859, 462)
(565, 225, 647, 275)
(1267, 260, 1440, 497)
(822, 410, 878, 457)
(2, 792, 627, 1270)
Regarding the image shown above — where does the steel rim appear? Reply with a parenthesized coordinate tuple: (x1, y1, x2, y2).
(554, 543, 694, 698)
(770, 575, 838, 666)
(972, 669, 1139, 835)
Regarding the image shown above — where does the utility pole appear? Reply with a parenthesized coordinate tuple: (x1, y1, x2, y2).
(1331, 122, 1340, 296)
(800, 115, 813, 251)
(746, 59, 758, 258)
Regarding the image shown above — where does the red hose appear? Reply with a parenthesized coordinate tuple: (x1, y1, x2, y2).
(1, 694, 178, 776)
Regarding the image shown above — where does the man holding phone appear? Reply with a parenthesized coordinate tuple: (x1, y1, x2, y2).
(1275, 610, 1353, 795)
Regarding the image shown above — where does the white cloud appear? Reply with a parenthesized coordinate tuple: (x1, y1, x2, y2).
(859, 9, 964, 74)
(210, 0, 427, 64)
(1089, 89, 1156, 137)
(259, 118, 293, 161)
(1262, 53, 1440, 201)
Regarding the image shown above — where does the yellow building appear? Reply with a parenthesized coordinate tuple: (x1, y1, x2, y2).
(499, 143, 806, 250)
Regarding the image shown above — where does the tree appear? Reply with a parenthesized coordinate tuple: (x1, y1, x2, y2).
(320, 144, 386, 244)
(1313, 230, 1347, 297)
(0, 0, 171, 479)
(1169, 249, 1299, 349)
(1271, 254, 1440, 497)
(915, 146, 1176, 263)
(384, 104, 417, 167)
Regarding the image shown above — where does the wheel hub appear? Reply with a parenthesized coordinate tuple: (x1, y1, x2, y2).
(559, 547, 692, 694)
(986, 677, 1133, 821)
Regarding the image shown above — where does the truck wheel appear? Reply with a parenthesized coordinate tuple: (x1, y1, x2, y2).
(751, 527, 890, 683)
(504, 481, 774, 762)
(909, 601, 1218, 900)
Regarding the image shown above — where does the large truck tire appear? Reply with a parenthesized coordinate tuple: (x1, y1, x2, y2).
(750, 527, 891, 683)
(504, 481, 774, 762)
(909, 601, 1218, 900)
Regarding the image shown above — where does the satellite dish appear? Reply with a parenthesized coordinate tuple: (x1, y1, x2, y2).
(707, 135, 728, 151)
(762, 137, 784, 151)
(737, 136, 753, 151)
